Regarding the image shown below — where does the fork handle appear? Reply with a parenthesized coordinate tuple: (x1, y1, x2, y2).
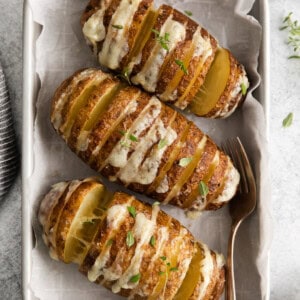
(226, 221, 241, 300)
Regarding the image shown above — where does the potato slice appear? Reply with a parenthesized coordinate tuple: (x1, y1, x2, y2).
(151, 123, 204, 204)
(78, 86, 141, 163)
(165, 134, 207, 205)
(55, 181, 103, 261)
(120, 1, 156, 71)
(67, 77, 121, 152)
(60, 73, 107, 139)
(64, 183, 113, 264)
(183, 151, 220, 211)
(146, 117, 190, 195)
(96, 92, 155, 173)
(172, 139, 217, 207)
(174, 243, 204, 300)
(189, 48, 231, 116)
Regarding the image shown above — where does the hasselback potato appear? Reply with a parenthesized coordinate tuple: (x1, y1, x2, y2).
(81, 0, 249, 118)
(39, 178, 225, 299)
(51, 68, 240, 214)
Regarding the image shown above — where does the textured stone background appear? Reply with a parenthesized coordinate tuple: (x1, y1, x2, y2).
(0, 0, 299, 299)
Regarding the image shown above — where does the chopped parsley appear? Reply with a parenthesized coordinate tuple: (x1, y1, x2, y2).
(152, 29, 170, 51)
(179, 157, 192, 167)
(282, 112, 293, 128)
(199, 181, 209, 197)
(126, 231, 135, 248)
(175, 59, 188, 75)
(241, 83, 248, 96)
(127, 206, 137, 218)
(129, 273, 141, 283)
(280, 12, 300, 59)
(112, 24, 123, 29)
(150, 236, 156, 247)
(158, 139, 168, 149)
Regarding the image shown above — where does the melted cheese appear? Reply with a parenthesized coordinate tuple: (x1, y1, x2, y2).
(88, 199, 133, 282)
(38, 182, 68, 227)
(106, 204, 129, 229)
(218, 68, 249, 118)
(187, 151, 220, 212)
(192, 27, 213, 59)
(117, 119, 177, 185)
(85, 93, 139, 157)
(99, 0, 142, 70)
(212, 162, 240, 204)
(111, 207, 159, 293)
(196, 244, 214, 299)
(130, 225, 169, 299)
(132, 16, 186, 92)
(155, 175, 169, 194)
(82, 1, 110, 54)
(103, 97, 161, 169)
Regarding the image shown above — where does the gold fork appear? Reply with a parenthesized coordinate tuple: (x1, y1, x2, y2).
(222, 137, 257, 300)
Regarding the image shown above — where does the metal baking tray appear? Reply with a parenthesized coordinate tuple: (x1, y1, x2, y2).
(22, 0, 270, 299)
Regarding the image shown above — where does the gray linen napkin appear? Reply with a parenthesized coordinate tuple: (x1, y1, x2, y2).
(0, 64, 18, 200)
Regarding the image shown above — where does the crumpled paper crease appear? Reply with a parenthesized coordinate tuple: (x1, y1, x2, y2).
(28, 0, 271, 299)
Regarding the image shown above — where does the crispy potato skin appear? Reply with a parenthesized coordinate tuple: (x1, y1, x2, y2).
(131, 4, 173, 76)
(40, 178, 225, 300)
(173, 138, 217, 208)
(119, 0, 154, 71)
(81, 1, 248, 117)
(51, 68, 239, 213)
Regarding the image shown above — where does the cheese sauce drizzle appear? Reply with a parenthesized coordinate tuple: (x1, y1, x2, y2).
(99, 0, 143, 70)
(132, 16, 186, 92)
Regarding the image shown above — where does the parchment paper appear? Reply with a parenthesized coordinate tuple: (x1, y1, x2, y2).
(27, 0, 272, 299)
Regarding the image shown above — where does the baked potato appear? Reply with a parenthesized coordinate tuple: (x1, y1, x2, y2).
(39, 178, 226, 299)
(81, 0, 249, 118)
(51, 68, 240, 214)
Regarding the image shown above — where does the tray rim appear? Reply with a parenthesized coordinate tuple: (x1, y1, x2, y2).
(21, 0, 270, 299)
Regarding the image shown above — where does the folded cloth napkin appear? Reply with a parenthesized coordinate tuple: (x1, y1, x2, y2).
(0, 63, 19, 200)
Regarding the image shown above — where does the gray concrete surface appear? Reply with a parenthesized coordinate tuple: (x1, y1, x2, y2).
(0, 0, 299, 299)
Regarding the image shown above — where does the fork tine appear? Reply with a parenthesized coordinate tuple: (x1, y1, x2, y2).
(222, 139, 242, 194)
(236, 137, 256, 192)
(231, 138, 249, 194)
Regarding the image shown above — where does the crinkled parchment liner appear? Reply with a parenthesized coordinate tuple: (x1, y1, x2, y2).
(27, 0, 272, 299)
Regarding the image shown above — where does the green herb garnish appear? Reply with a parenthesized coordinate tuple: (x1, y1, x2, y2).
(152, 29, 170, 51)
(119, 131, 138, 147)
(175, 59, 188, 75)
(241, 83, 248, 96)
(112, 24, 123, 29)
(129, 273, 141, 283)
(184, 10, 193, 17)
(158, 271, 165, 276)
(166, 262, 171, 266)
(179, 157, 192, 167)
(129, 134, 139, 142)
(170, 267, 178, 272)
(126, 231, 135, 248)
(117, 67, 131, 85)
(282, 112, 293, 128)
(160, 256, 167, 261)
(198, 181, 209, 197)
(150, 236, 156, 247)
(127, 206, 136, 218)
(158, 139, 168, 149)
(280, 12, 300, 59)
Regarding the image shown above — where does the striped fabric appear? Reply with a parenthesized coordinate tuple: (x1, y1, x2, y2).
(0, 64, 18, 200)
